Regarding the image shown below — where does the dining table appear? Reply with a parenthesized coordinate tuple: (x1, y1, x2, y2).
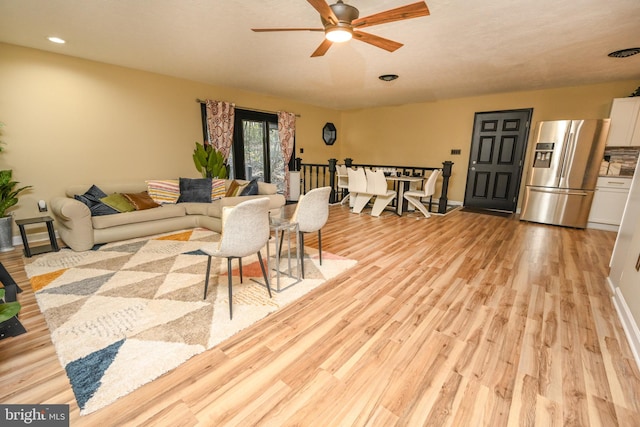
(385, 175, 424, 215)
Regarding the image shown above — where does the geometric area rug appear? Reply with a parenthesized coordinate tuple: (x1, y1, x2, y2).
(23, 228, 357, 415)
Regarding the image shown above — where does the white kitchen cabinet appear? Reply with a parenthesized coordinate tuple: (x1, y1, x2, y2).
(610, 155, 640, 286)
(606, 97, 640, 147)
(588, 176, 631, 227)
(609, 161, 640, 367)
(618, 218, 640, 313)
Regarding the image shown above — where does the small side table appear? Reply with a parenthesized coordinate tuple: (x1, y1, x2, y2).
(268, 216, 301, 292)
(16, 216, 60, 258)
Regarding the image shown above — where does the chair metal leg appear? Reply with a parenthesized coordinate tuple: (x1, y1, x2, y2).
(318, 230, 322, 265)
(203, 255, 212, 299)
(257, 251, 272, 298)
(227, 257, 233, 319)
(299, 231, 305, 279)
(278, 231, 284, 259)
(239, 258, 243, 283)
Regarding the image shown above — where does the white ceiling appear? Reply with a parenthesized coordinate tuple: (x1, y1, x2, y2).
(1, 0, 639, 110)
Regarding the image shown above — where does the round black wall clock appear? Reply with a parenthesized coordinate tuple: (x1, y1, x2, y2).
(323, 122, 337, 145)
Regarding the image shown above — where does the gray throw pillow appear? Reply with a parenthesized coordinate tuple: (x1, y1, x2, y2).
(177, 178, 212, 203)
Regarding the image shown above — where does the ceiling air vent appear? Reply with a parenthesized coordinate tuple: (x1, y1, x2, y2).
(608, 48, 640, 58)
(379, 74, 399, 82)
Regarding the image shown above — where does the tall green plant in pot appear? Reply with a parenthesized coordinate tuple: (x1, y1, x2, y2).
(192, 142, 228, 179)
(0, 123, 32, 252)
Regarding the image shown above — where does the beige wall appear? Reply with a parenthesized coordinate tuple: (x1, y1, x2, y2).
(1, 42, 639, 224)
(339, 81, 640, 203)
(0, 43, 341, 224)
(5, 40, 640, 366)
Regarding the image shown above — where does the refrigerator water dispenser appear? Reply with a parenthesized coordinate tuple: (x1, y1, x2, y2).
(532, 142, 555, 168)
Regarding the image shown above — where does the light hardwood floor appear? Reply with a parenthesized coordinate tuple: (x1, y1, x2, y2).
(1, 205, 640, 426)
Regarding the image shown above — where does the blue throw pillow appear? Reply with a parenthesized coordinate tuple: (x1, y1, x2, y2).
(239, 178, 259, 196)
(74, 185, 119, 216)
(177, 178, 212, 203)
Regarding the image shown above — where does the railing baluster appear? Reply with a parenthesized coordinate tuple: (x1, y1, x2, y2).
(297, 159, 454, 212)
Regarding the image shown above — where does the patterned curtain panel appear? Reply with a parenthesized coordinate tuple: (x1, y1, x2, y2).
(205, 100, 235, 160)
(278, 111, 296, 199)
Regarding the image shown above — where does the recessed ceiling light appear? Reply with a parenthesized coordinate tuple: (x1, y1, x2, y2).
(379, 74, 399, 82)
(608, 48, 640, 58)
(47, 37, 66, 44)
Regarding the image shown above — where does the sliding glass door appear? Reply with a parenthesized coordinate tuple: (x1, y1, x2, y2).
(230, 110, 288, 194)
(200, 106, 292, 194)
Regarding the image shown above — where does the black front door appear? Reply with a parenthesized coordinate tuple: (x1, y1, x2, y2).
(463, 109, 532, 212)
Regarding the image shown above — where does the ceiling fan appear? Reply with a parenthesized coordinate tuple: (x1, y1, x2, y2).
(251, 0, 430, 57)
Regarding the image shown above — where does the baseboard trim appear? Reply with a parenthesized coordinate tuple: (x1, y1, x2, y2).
(587, 222, 619, 232)
(612, 287, 640, 371)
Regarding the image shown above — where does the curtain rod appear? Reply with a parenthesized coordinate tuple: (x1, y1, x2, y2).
(196, 99, 300, 118)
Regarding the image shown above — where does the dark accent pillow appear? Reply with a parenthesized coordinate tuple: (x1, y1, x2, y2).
(122, 191, 160, 210)
(239, 178, 259, 196)
(177, 177, 212, 203)
(74, 185, 119, 216)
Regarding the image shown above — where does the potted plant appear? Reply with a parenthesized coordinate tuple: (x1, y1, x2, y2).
(192, 142, 228, 179)
(0, 287, 22, 338)
(0, 288, 20, 320)
(0, 123, 32, 252)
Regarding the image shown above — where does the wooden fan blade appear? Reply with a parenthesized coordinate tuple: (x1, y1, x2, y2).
(307, 0, 338, 25)
(252, 28, 324, 32)
(352, 1, 430, 29)
(311, 38, 333, 57)
(353, 31, 403, 52)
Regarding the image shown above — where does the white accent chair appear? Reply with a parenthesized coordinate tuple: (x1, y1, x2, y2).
(347, 167, 371, 214)
(364, 168, 397, 217)
(201, 198, 272, 319)
(403, 169, 441, 218)
(336, 164, 350, 205)
(290, 186, 331, 278)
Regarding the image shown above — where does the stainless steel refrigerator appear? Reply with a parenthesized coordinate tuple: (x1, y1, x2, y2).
(520, 119, 610, 228)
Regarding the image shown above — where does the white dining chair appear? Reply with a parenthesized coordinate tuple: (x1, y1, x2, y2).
(201, 198, 272, 319)
(347, 167, 371, 214)
(290, 186, 331, 278)
(365, 168, 397, 217)
(336, 164, 350, 205)
(403, 169, 441, 218)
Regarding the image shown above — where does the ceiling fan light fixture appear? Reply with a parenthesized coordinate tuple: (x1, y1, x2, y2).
(325, 27, 352, 43)
(253, 0, 430, 57)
